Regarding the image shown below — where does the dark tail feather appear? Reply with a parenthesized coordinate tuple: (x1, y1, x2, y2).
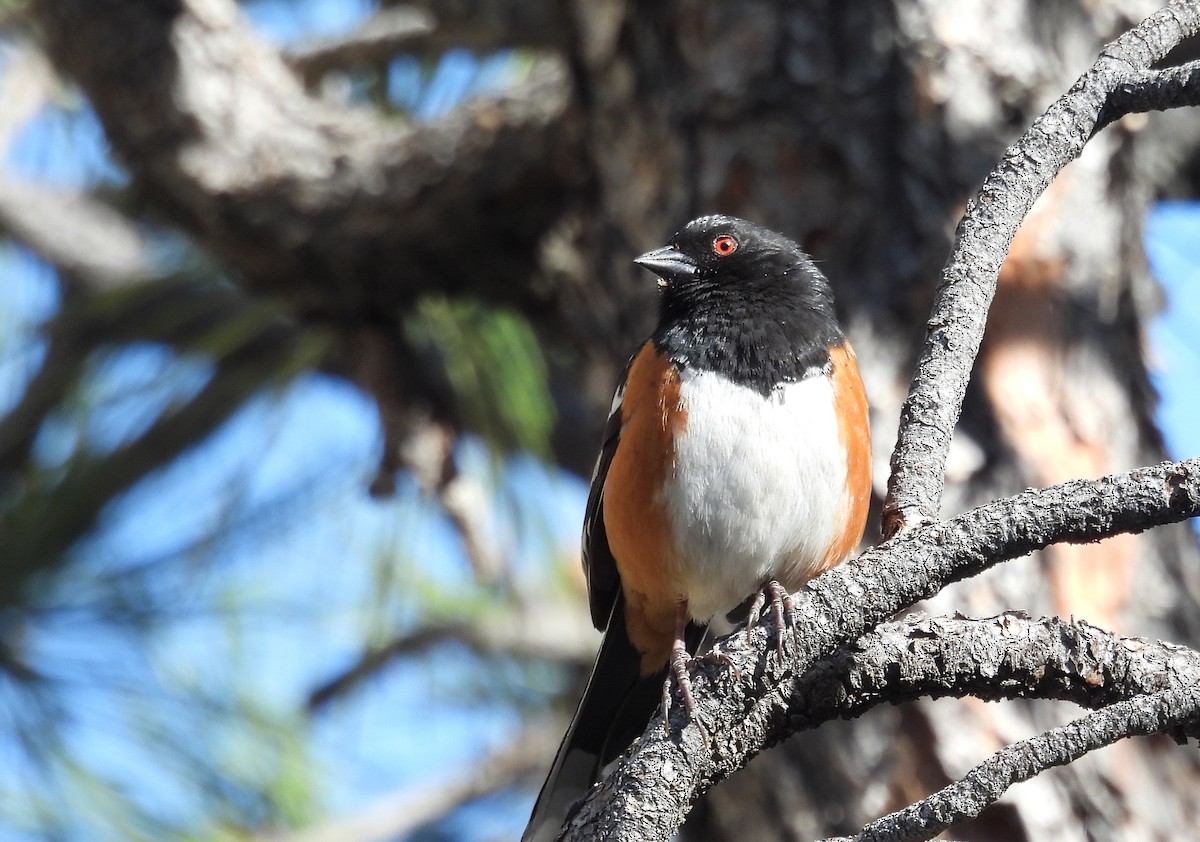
(522, 593, 654, 842)
(522, 595, 707, 842)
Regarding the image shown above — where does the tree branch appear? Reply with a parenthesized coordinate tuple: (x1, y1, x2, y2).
(1099, 58, 1200, 129)
(393, 0, 568, 53)
(825, 685, 1200, 842)
(561, 458, 1200, 841)
(262, 724, 562, 842)
(795, 612, 1200, 841)
(0, 176, 151, 287)
(284, 6, 437, 84)
(308, 604, 595, 712)
(26, 0, 591, 482)
(788, 613, 1200, 730)
(29, 0, 583, 319)
(882, 0, 1200, 536)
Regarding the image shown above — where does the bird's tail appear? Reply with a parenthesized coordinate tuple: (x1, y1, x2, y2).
(521, 593, 665, 842)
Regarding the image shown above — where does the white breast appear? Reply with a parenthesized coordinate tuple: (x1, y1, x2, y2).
(662, 369, 845, 622)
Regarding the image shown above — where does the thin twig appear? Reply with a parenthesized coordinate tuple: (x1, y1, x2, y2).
(823, 686, 1200, 842)
(285, 7, 436, 83)
(261, 724, 562, 842)
(1099, 58, 1200, 129)
(0, 177, 151, 286)
(307, 606, 596, 712)
(882, 0, 1200, 536)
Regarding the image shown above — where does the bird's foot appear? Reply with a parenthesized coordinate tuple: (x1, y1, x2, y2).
(662, 638, 696, 732)
(661, 631, 737, 733)
(661, 600, 733, 732)
(745, 579, 795, 649)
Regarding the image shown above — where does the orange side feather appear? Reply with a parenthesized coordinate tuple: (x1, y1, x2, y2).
(822, 342, 872, 570)
(602, 344, 687, 673)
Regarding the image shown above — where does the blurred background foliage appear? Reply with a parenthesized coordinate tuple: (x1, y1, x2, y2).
(0, 3, 584, 840)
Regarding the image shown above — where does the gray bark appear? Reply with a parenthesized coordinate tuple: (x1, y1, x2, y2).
(560, 458, 1200, 841)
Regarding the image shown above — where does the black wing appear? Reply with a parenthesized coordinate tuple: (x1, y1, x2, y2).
(580, 350, 638, 631)
(523, 348, 701, 842)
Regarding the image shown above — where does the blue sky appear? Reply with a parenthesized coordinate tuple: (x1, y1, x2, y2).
(1145, 202, 1200, 464)
(0, 2, 1198, 841)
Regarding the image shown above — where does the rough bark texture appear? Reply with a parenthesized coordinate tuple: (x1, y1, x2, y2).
(831, 685, 1200, 842)
(885, 1, 1200, 535)
(7, 0, 1200, 840)
(548, 2, 1200, 839)
(560, 458, 1200, 842)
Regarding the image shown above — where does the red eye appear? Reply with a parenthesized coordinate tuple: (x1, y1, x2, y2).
(712, 235, 738, 256)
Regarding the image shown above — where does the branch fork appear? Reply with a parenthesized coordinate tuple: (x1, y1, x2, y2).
(559, 1, 1200, 839)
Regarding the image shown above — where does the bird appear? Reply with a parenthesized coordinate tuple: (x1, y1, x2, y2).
(521, 214, 871, 842)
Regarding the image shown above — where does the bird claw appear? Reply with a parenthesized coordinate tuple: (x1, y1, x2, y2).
(661, 646, 740, 734)
(664, 580, 795, 730)
(662, 641, 696, 733)
(745, 579, 795, 650)
(661, 598, 741, 733)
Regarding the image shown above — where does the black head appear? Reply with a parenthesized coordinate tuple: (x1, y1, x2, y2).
(635, 215, 835, 317)
(635, 215, 843, 391)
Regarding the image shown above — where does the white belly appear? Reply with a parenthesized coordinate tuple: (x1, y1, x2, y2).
(662, 369, 845, 622)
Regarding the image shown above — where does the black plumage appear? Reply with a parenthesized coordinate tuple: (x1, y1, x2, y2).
(653, 215, 843, 395)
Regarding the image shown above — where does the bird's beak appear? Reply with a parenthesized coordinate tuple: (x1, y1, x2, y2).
(634, 246, 698, 287)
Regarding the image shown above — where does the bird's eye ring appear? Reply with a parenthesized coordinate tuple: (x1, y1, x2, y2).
(712, 235, 738, 256)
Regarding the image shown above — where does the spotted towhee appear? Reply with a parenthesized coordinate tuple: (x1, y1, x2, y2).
(522, 215, 871, 842)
